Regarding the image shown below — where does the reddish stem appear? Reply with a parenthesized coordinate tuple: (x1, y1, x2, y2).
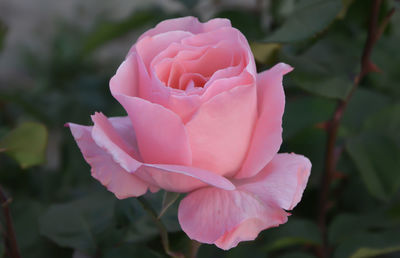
(0, 185, 21, 258)
(317, 1, 394, 257)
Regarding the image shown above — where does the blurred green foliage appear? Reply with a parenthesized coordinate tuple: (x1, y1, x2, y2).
(0, 0, 399, 257)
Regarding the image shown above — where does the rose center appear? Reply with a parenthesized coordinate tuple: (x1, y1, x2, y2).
(154, 44, 237, 90)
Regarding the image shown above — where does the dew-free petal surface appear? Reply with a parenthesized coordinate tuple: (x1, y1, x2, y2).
(236, 63, 293, 179)
(68, 123, 149, 199)
(186, 84, 257, 176)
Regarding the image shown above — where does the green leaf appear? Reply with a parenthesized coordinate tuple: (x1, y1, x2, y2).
(334, 230, 400, 258)
(215, 10, 265, 40)
(328, 212, 398, 245)
(265, 0, 342, 43)
(103, 243, 162, 258)
(158, 191, 180, 219)
(284, 55, 353, 99)
(283, 96, 336, 140)
(351, 246, 400, 258)
(0, 122, 48, 168)
(81, 9, 166, 56)
(250, 42, 281, 64)
(262, 218, 321, 251)
(39, 193, 116, 254)
(346, 132, 400, 201)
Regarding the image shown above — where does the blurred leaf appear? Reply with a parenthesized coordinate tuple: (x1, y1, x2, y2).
(250, 42, 281, 64)
(337, 0, 356, 19)
(0, 122, 48, 168)
(364, 103, 400, 145)
(0, 19, 6, 51)
(81, 9, 166, 56)
(265, 0, 342, 43)
(334, 230, 400, 258)
(342, 88, 390, 133)
(158, 191, 180, 219)
(284, 55, 353, 99)
(262, 218, 321, 251)
(277, 252, 315, 258)
(215, 10, 265, 40)
(39, 193, 116, 254)
(351, 246, 400, 258)
(346, 132, 400, 201)
(283, 96, 335, 139)
(328, 212, 399, 245)
(103, 243, 162, 258)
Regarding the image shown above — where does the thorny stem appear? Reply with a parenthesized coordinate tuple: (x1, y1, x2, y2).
(137, 197, 184, 258)
(0, 185, 21, 258)
(317, 1, 395, 257)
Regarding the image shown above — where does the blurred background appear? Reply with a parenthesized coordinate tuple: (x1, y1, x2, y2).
(0, 0, 399, 257)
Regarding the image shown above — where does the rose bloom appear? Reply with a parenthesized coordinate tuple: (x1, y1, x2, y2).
(68, 17, 311, 250)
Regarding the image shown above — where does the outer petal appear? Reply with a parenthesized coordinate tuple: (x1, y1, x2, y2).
(85, 113, 234, 192)
(91, 112, 142, 172)
(137, 164, 235, 192)
(178, 187, 288, 250)
(68, 123, 149, 199)
(235, 63, 293, 179)
(178, 152, 311, 250)
(239, 153, 312, 210)
(186, 84, 257, 176)
(114, 95, 192, 165)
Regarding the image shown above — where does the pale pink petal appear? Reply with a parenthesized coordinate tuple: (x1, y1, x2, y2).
(239, 153, 312, 210)
(109, 53, 140, 99)
(113, 94, 192, 165)
(136, 163, 235, 192)
(235, 63, 293, 179)
(134, 31, 193, 70)
(178, 187, 288, 250)
(137, 17, 231, 40)
(186, 84, 257, 176)
(91, 112, 142, 172)
(67, 123, 149, 199)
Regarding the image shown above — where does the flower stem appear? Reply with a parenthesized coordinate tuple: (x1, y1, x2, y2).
(317, 1, 395, 257)
(136, 197, 184, 258)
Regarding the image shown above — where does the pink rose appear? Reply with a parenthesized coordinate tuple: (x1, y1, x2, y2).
(68, 17, 311, 250)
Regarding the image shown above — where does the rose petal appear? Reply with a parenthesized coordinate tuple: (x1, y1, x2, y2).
(135, 31, 193, 70)
(178, 187, 288, 250)
(136, 163, 235, 192)
(91, 112, 142, 172)
(235, 63, 293, 179)
(239, 153, 311, 210)
(114, 95, 192, 165)
(137, 16, 231, 41)
(186, 84, 257, 176)
(67, 123, 149, 199)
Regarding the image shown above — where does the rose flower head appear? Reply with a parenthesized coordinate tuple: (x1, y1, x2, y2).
(67, 16, 311, 250)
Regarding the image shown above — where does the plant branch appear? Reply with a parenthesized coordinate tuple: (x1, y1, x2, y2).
(317, 1, 394, 257)
(0, 185, 21, 258)
(137, 197, 184, 258)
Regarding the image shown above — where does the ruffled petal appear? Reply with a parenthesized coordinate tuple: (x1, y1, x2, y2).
(178, 187, 288, 250)
(186, 84, 257, 176)
(137, 17, 231, 41)
(178, 152, 311, 249)
(239, 153, 311, 210)
(67, 123, 149, 199)
(235, 63, 293, 179)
